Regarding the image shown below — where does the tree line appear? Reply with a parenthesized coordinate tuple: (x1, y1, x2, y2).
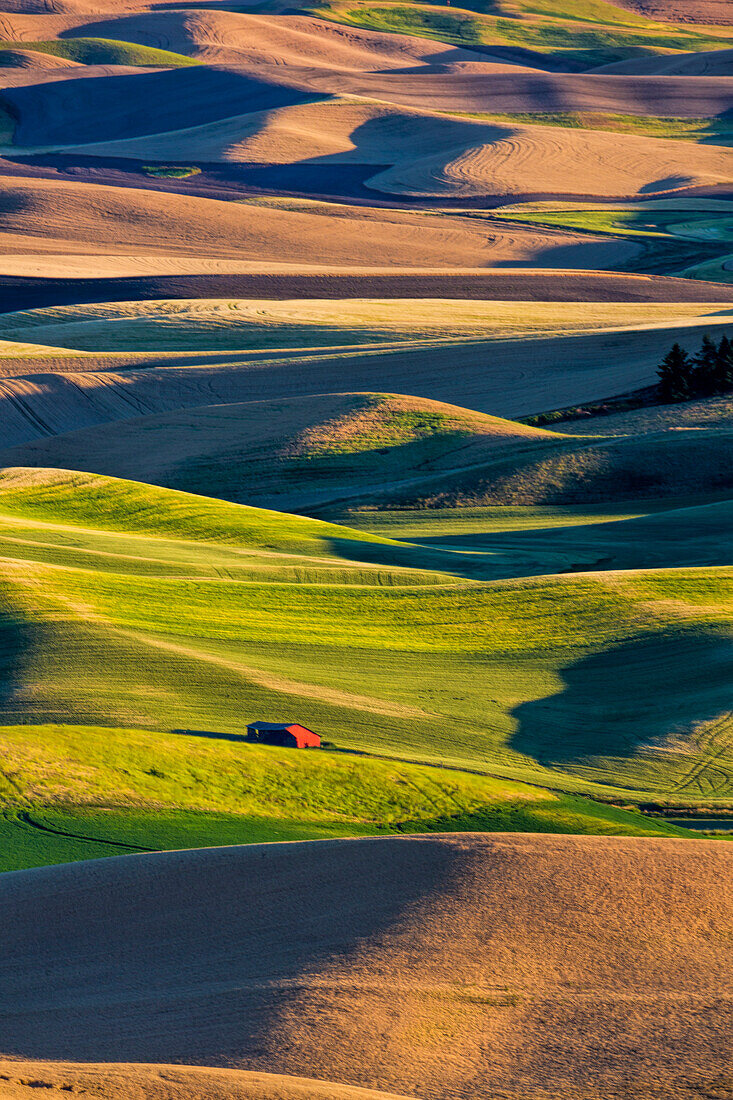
(657, 334, 733, 403)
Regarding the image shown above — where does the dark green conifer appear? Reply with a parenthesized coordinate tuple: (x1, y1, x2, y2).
(657, 343, 693, 402)
(692, 334, 719, 397)
(714, 335, 733, 394)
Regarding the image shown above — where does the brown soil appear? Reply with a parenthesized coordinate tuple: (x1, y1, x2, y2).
(0, 175, 638, 269)
(22, 99, 733, 204)
(313, 71, 733, 119)
(594, 47, 733, 75)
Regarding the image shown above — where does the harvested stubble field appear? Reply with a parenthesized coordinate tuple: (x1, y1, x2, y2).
(0, 0, 731, 1095)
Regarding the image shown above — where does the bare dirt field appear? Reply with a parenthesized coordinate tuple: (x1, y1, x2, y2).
(316, 71, 733, 119)
(1, 834, 732, 1100)
(595, 47, 733, 75)
(26, 99, 733, 204)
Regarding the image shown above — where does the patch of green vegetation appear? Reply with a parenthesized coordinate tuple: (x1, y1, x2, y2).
(332, 500, 699, 536)
(447, 110, 733, 145)
(494, 206, 733, 241)
(402, 793, 694, 837)
(142, 165, 202, 179)
(489, 202, 733, 278)
(0, 723, 692, 872)
(305, 0, 733, 67)
(0, 38, 199, 68)
(682, 254, 733, 283)
(0, 469, 445, 576)
(1, 299, 725, 354)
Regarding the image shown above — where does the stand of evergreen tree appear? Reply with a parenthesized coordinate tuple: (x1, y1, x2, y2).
(657, 334, 733, 403)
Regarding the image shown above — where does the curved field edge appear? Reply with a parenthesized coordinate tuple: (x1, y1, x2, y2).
(3, 834, 733, 1100)
(0, 1061, 418, 1100)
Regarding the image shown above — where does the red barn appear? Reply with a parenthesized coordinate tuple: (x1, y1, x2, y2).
(246, 721, 321, 748)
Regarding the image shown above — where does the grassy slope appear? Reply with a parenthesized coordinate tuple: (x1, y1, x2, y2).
(0, 467, 458, 580)
(0, 723, 684, 872)
(304, 0, 733, 67)
(366, 497, 733, 576)
(0, 39, 198, 68)
(378, 426, 733, 507)
(0, 469, 728, 816)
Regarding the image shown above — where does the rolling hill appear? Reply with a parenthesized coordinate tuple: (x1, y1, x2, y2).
(1, 834, 732, 1099)
(0, 0, 729, 1093)
(0, 298, 729, 455)
(24, 96, 733, 203)
(0, 37, 198, 66)
(0, 467, 727, 806)
(3, 391, 731, 518)
(0, 176, 638, 271)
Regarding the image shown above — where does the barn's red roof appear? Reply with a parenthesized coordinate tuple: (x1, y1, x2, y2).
(285, 724, 321, 747)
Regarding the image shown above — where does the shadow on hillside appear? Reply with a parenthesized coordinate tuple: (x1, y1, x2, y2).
(172, 727, 248, 742)
(511, 628, 733, 780)
(0, 833, 460, 1065)
(4, 67, 313, 146)
(0, 606, 38, 724)
(325, 534, 494, 580)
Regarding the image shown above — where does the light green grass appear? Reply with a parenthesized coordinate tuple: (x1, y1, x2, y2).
(0, 38, 199, 67)
(304, 0, 733, 68)
(0, 469, 729, 810)
(393, 498, 733, 580)
(335, 501, 689, 536)
(493, 205, 733, 241)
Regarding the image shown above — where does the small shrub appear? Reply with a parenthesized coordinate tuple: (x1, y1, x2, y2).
(142, 165, 201, 179)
